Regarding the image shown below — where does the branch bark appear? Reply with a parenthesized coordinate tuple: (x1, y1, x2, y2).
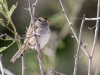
(21, 53, 25, 75)
(58, 0, 90, 58)
(73, 15, 85, 75)
(88, 0, 100, 75)
(27, 0, 43, 75)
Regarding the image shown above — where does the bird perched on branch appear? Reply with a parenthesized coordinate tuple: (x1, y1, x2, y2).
(10, 17, 50, 62)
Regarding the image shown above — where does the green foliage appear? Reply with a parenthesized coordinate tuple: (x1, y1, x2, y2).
(0, 47, 7, 52)
(0, 19, 14, 33)
(9, 2, 18, 17)
(0, 0, 20, 52)
(0, 0, 17, 19)
(0, 41, 15, 52)
(0, 19, 6, 27)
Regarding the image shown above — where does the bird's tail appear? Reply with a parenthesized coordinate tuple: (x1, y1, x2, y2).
(10, 45, 27, 62)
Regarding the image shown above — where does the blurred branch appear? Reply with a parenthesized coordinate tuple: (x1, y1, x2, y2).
(58, 0, 90, 58)
(2, 68, 15, 75)
(73, 15, 85, 75)
(27, 0, 44, 75)
(88, 0, 100, 75)
(94, 63, 100, 75)
(0, 54, 15, 75)
(0, 54, 4, 75)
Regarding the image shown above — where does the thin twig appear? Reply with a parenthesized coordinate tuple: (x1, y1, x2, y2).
(73, 15, 85, 75)
(88, 0, 100, 75)
(0, 54, 4, 75)
(58, 0, 90, 58)
(88, 26, 96, 32)
(91, 0, 100, 60)
(21, 53, 25, 75)
(51, 69, 66, 75)
(27, 0, 43, 75)
(72, 17, 100, 20)
(85, 17, 100, 20)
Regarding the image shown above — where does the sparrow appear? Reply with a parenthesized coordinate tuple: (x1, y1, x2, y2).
(10, 17, 50, 62)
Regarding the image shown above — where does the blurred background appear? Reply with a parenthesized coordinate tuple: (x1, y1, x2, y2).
(0, 0, 100, 75)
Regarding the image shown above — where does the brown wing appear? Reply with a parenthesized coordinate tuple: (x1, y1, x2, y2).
(10, 25, 38, 62)
(24, 26, 38, 46)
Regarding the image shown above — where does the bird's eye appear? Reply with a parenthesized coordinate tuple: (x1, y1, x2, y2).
(38, 19, 41, 21)
(44, 20, 46, 22)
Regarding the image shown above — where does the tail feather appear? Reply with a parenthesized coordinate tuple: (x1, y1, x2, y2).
(10, 45, 27, 62)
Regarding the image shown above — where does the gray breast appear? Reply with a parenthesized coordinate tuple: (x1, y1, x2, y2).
(37, 27, 50, 49)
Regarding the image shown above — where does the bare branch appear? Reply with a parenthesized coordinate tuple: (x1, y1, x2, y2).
(58, 0, 90, 58)
(88, 0, 100, 75)
(85, 17, 100, 20)
(27, 0, 44, 75)
(73, 15, 85, 75)
(94, 63, 100, 75)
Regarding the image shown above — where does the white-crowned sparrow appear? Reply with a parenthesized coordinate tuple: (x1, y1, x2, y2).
(10, 17, 50, 62)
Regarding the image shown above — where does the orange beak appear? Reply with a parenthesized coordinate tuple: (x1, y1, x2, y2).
(47, 20, 51, 25)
